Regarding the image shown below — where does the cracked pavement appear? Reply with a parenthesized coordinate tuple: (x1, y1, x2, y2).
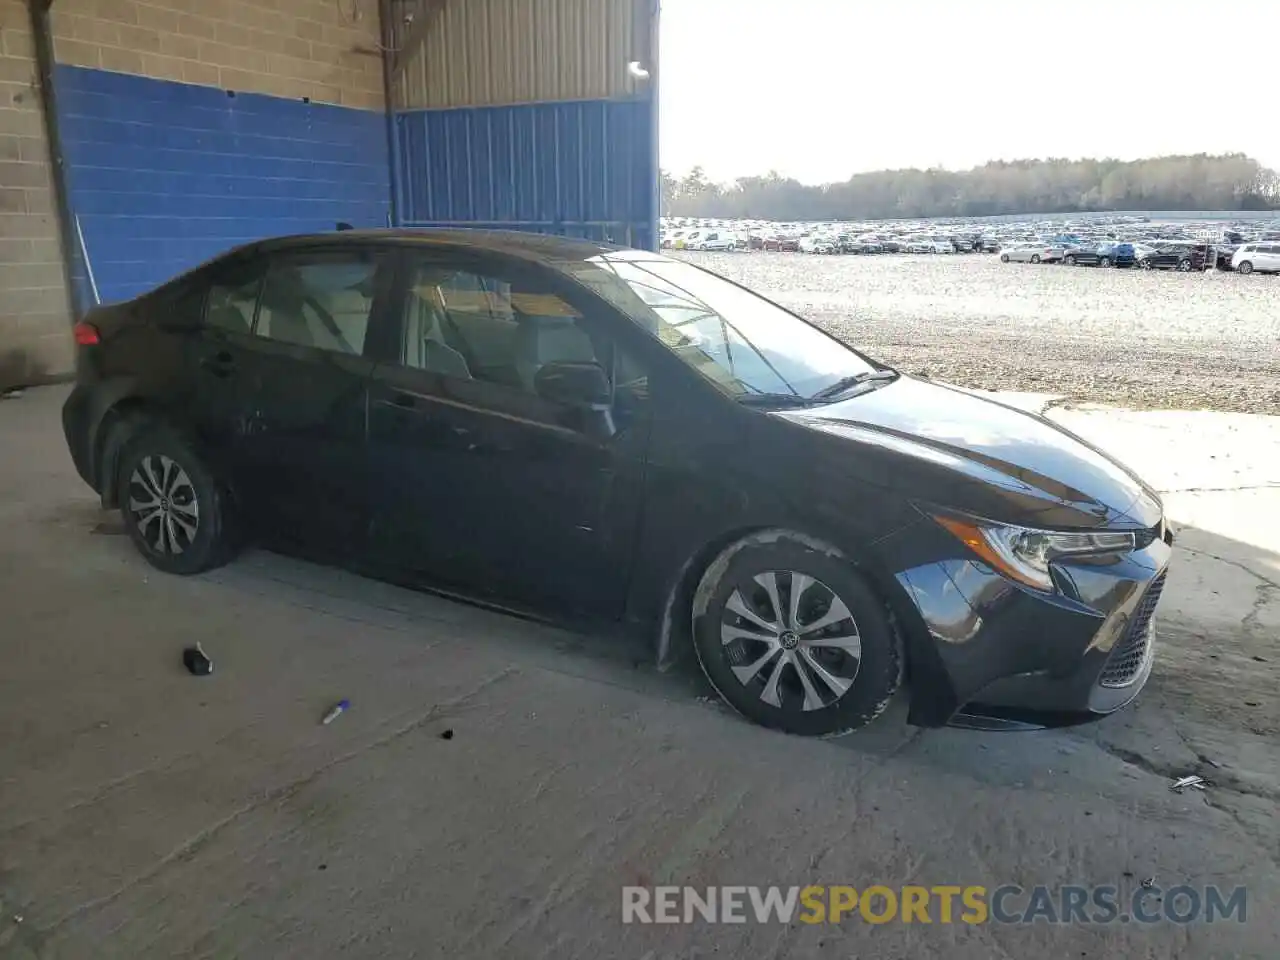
(1, 386, 1276, 959)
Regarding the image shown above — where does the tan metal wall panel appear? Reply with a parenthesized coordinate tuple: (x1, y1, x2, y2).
(395, 0, 646, 110)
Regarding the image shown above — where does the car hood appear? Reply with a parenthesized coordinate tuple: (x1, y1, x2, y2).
(780, 376, 1162, 529)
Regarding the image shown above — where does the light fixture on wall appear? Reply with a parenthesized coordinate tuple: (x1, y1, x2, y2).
(627, 61, 651, 80)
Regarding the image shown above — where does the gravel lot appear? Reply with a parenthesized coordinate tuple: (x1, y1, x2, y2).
(676, 252, 1280, 414)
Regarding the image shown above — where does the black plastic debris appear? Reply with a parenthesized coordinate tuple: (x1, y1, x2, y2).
(440, 729, 454, 740)
(182, 644, 213, 676)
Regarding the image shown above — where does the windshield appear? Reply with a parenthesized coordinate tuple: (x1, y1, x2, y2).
(563, 252, 877, 399)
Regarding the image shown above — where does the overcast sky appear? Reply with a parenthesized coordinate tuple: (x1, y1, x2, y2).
(659, 0, 1280, 184)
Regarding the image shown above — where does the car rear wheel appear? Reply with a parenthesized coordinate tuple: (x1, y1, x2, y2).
(1064, 255, 1076, 265)
(1030, 254, 1041, 264)
(690, 533, 903, 737)
(118, 425, 236, 575)
(1140, 259, 1153, 270)
(1099, 257, 1112, 267)
(1238, 260, 1254, 275)
(1177, 259, 1192, 272)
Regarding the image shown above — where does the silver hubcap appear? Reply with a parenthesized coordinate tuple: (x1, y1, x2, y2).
(128, 455, 199, 555)
(720, 571, 861, 712)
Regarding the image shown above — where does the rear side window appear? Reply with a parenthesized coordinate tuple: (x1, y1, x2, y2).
(256, 252, 380, 355)
(206, 270, 262, 334)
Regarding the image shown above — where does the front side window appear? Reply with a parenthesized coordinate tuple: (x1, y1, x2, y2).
(255, 253, 379, 354)
(562, 252, 876, 400)
(402, 259, 603, 395)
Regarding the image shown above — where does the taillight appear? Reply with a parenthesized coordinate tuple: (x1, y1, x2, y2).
(73, 321, 100, 346)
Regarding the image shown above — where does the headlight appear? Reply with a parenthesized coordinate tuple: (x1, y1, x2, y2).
(934, 515, 1137, 591)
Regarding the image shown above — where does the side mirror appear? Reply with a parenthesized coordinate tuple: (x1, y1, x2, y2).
(534, 361, 611, 407)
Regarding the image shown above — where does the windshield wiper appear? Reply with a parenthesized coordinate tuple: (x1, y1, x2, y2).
(810, 368, 899, 402)
(737, 392, 819, 408)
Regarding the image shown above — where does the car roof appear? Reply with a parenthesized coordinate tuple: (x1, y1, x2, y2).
(244, 228, 628, 264)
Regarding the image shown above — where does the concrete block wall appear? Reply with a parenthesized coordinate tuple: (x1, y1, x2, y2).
(0, 0, 74, 386)
(51, 0, 384, 110)
(1, 0, 390, 382)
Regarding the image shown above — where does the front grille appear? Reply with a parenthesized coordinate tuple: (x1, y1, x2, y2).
(1098, 572, 1166, 688)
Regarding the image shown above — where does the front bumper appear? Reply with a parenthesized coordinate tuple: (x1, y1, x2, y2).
(879, 519, 1173, 729)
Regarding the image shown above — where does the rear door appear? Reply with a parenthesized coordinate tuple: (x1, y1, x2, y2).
(184, 245, 393, 556)
(234, 245, 394, 555)
(364, 247, 655, 619)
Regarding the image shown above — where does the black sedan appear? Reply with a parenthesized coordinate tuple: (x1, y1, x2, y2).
(1137, 243, 1213, 271)
(62, 230, 1171, 736)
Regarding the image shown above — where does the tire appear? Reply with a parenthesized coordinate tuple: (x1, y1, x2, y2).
(1064, 255, 1075, 265)
(1238, 260, 1254, 275)
(1140, 259, 1153, 270)
(117, 424, 235, 575)
(1030, 254, 1041, 264)
(1000, 253, 1010, 263)
(690, 532, 903, 737)
(1177, 259, 1192, 272)
(1099, 257, 1112, 268)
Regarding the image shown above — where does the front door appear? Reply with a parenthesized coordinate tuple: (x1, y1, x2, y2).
(365, 249, 653, 619)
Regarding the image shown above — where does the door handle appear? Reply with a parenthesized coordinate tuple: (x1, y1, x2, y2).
(200, 351, 235, 377)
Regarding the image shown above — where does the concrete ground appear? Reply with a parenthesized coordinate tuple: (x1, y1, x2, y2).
(1, 385, 1276, 959)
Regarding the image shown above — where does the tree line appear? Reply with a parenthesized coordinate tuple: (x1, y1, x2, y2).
(662, 154, 1280, 220)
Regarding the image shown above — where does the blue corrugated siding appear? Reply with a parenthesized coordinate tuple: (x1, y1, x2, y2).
(397, 98, 655, 250)
(54, 65, 390, 306)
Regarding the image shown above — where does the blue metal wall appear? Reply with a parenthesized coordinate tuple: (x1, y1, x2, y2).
(396, 98, 656, 250)
(54, 66, 390, 306)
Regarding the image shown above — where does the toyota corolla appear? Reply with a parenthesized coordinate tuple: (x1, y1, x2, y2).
(62, 230, 1172, 736)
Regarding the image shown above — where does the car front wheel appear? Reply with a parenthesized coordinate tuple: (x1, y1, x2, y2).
(1030, 254, 1041, 264)
(1238, 260, 1254, 275)
(118, 425, 236, 575)
(691, 533, 903, 737)
(1177, 259, 1192, 272)
(1000, 253, 1010, 263)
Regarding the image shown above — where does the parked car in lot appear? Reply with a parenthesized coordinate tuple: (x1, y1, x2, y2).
(1095, 242, 1136, 268)
(1136, 243, 1213, 271)
(62, 230, 1171, 737)
(1062, 245, 1103, 267)
(999, 243, 1065, 264)
(1231, 243, 1280, 274)
(905, 238, 952, 254)
(690, 231, 737, 251)
(798, 235, 839, 254)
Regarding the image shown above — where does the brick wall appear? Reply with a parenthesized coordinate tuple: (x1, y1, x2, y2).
(0, 0, 74, 387)
(52, 0, 384, 109)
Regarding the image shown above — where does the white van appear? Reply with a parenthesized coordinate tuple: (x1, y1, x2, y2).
(1232, 243, 1280, 274)
(692, 231, 737, 251)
